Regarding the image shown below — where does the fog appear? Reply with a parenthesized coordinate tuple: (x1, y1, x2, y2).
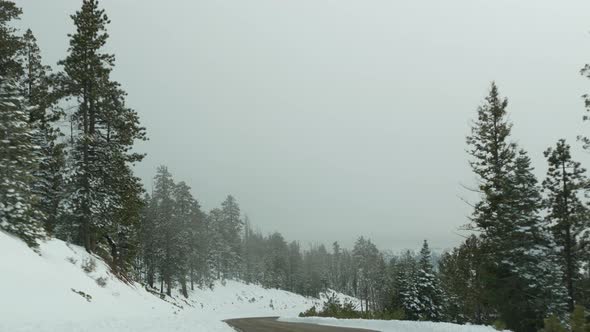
(16, 0, 590, 251)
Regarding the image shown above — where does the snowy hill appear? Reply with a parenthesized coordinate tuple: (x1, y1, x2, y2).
(0, 230, 348, 332)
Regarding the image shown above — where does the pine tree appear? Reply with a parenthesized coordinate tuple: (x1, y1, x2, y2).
(465, 84, 563, 331)
(466, 83, 518, 325)
(17, 29, 65, 235)
(0, 3, 44, 246)
(395, 250, 420, 320)
(57, 0, 146, 253)
(466, 82, 516, 240)
(172, 181, 197, 297)
(220, 195, 243, 278)
(140, 193, 157, 288)
(504, 150, 569, 326)
(207, 207, 227, 280)
(152, 166, 176, 295)
(287, 240, 304, 293)
(187, 197, 206, 290)
(0, 0, 22, 77)
(415, 240, 443, 321)
(438, 235, 488, 324)
(543, 139, 589, 311)
(0, 76, 44, 246)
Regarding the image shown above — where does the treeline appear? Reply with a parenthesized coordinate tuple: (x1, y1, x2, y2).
(134, 165, 443, 321)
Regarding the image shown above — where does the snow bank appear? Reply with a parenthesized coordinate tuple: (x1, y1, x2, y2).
(0, 231, 340, 332)
(278, 317, 507, 332)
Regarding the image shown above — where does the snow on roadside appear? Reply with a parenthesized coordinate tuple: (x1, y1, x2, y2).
(278, 317, 509, 332)
(0, 230, 343, 332)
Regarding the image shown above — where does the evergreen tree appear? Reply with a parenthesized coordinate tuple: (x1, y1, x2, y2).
(466, 82, 516, 240)
(17, 29, 65, 235)
(465, 84, 563, 331)
(187, 197, 206, 290)
(220, 195, 243, 278)
(0, 1, 47, 246)
(543, 139, 589, 311)
(0, 76, 44, 246)
(466, 83, 518, 326)
(140, 193, 157, 288)
(0, 0, 22, 77)
(504, 150, 569, 326)
(172, 181, 197, 297)
(262, 232, 289, 289)
(152, 166, 176, 295)
(395, 250, 420, 320)
(207, 208, 228, 279)
(57, 0, 146, 254)
(287, 240, 304, 293)
(415, 240, 443, 321)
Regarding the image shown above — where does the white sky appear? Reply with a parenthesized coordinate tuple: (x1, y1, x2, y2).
(15, 0, 590, 251)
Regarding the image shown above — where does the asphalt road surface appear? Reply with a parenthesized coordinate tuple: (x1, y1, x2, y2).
(224, 317, 377, 332)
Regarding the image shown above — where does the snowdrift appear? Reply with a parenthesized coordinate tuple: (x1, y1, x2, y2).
(278, 317, 507, 332)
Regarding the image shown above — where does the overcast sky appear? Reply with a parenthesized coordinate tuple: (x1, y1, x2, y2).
(15, 0, 590, 252)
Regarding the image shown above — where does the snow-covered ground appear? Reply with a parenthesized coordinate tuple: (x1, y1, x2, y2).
(0, 230, 349, 332)
(278, 317, 506, 332)
(1, 230, 506, 332)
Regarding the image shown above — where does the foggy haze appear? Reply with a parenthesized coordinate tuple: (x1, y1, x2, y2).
(15, 0, 590, 251)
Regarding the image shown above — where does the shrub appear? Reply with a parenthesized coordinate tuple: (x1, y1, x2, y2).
(300, 306, 318, 317)
(81, 257, 96, 273)
(539, 315, 566, 332)
(571, 305, 587, 332)
(96, 276, 108, 287)
(493, 320, 507, 331)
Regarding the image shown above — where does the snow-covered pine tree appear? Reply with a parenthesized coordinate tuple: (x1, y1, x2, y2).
(262, 232, 289, 289)
(172, 181, 197, 297)
(465, 83, 562, 331)
(187, 197, 206, 290)
(542, 139, 589, 311)
(57, 0, 146, 253)
(152, 166, 176, 295)
(395, 250, 420, 320)
(17, 29, 66, 235)
(220, 195, 243, 278)
(0, 75, 45, 246)
(496, 150, 570, 330)
(466, 83, 518, 324)
(0, 0, 23, 77)
(512, 151, 568, 314)
(0, 3, 45, 246)
(466, 82, 516, 243)
(437, 235, 488, 324)
(415, 240, 443, 321)
(140, 193, 158, 288)
(287, 240, 304, 293)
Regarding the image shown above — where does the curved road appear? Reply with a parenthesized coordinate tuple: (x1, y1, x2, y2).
(224, 317, 377, 332)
